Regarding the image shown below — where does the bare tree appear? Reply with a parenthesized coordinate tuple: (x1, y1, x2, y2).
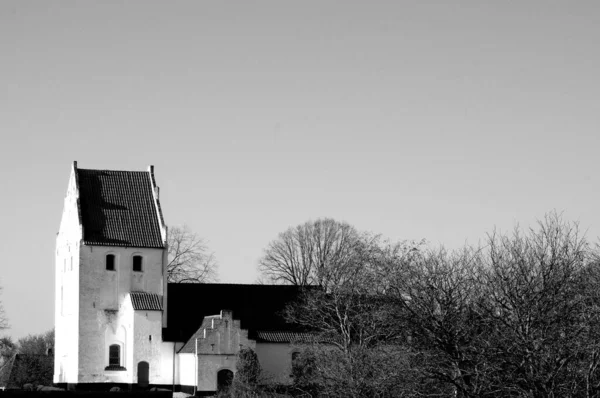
(0, 286, 7, 332)
(264, 213, 600, 397)
(286, 235, 420, 350)
(286, 235, 428, 397)
(389, 246, 495, 397)
(291, 343, 423, 398)
(258, 218, 359, 289)
(167, 225, 218, 283)
(390, 212, 600, 397)
(476, 212, 598, 397)
(17, 329, 54, 356)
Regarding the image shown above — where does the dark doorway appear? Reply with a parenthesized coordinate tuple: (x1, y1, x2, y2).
(137, 361, 149, 388)
(217, 369, 233, 392)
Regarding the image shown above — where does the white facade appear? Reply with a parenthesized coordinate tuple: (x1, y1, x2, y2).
(54, 163, 299, 392)
(55, 164, 82, 384)
(55, 163, 171, 386)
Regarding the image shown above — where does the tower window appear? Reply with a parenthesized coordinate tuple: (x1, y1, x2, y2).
(106, 254, 115, 271)
(133, 255, 143, 272)
(105, 344, 126, 371)
(109, 344, 120, 367)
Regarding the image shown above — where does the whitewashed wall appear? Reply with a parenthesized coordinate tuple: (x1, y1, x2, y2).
(77, 245, 164, 383)
(178, 354, 196, 387)
(54, 165, 82, 384)
(55, 164, 172, 386)
(132, 309, 169, 384)
(255, 343, 295, 385)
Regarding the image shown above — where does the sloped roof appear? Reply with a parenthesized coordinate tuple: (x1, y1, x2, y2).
(178, 315, 219, 354)
(255, 331, 318, 343)
(130, 292, 163, 311)
(163, 284, 312, 343)
(77, 168, 164, 248)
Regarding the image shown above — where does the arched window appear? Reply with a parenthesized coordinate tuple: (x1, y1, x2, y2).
(217, 369, 233, 392)
(105, 344, 126, 371)
(106, 254, 115, 271)
(109, 344, 120, 366)
(133, 255, 143, 272)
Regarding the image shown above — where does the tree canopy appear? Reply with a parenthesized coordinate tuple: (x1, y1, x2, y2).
(266, 212, 600, 397)
(17, 329, 54, 356)
(258, 218, 361, 289)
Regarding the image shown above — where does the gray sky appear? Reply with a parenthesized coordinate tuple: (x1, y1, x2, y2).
(1, 0, 599, 339)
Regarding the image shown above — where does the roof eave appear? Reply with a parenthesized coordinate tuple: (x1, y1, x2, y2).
(72, 161, 84, 240)
(147, 165, 168, 246)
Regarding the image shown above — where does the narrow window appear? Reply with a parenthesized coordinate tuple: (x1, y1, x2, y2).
(133, 255, 143, 272)
(106, 254, 115, 271)
(109, 344, 120, 366)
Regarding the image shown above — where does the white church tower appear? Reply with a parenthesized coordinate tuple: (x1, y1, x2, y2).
(54, 162, 308, 393)
(54, 162, 171, 388)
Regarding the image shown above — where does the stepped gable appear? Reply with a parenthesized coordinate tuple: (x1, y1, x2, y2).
(163, 283, 312, 342)
(77, 167, 164, 248)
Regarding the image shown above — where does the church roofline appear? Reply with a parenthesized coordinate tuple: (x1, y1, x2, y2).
(72, 160, 84, 239)
(74, 164, 165, 248)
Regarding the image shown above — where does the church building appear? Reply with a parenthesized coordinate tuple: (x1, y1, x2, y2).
(54, 162, 306, 394)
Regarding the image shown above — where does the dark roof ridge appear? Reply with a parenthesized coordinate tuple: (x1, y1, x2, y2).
(77, 166, 150, 173)
(163, 283, 310, 343)
(13, 353, 51, 358)
(168, 282, 317, 287)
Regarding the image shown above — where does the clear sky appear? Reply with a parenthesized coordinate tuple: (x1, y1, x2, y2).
(1, 0, 599, 339)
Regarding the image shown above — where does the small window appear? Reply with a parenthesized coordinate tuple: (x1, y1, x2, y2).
(106, 254, 115, 271)
(105, 344, 126, 371)
(133, 255, 143, 272)
(109, 344, 120, 366)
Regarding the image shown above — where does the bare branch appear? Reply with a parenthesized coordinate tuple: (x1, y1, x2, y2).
(258, 218, 360, 290)
(0, 286, 7, 332)
(167, 225, 218, 283)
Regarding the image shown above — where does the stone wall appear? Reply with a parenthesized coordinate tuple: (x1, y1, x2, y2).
(194, 310, 255, 392)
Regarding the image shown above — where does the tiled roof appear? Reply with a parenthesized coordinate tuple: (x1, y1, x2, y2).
(179, 323, 210, 354)
(163, 284, 315, 343)
(77, 168, 164, 248)
(255, 331, 318, 343)
(130, 292, 163, 311)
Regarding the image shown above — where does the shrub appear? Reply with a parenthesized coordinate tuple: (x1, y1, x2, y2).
(229, 347, 263, 397)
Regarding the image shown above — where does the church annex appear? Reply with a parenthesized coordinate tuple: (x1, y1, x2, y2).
(54, 162, 306, 393)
